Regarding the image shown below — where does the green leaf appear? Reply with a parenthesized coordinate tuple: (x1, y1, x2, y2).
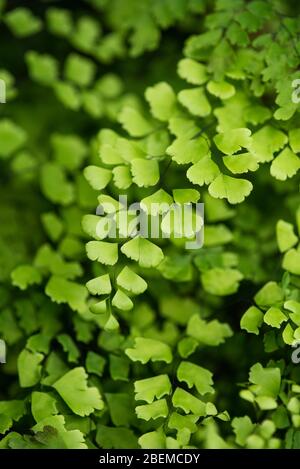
(42, 352, 69, 387)
(285, 300, 300, 326)
(249, 126, 288, 163)
(282, 322, 294, 345)
(46, 7, 73, 37)
(177, 361, 214, 395)
(187, 155, 220, 186)
(240, 306, 263, 335)
(287, 397, 300, 415)
(31, 392, 58, 423)
(83, 90, 102, 117)
(31, 415, 88, 448)
(0, 309, 22, 346)
(264, 307, 287, 329)
(89, 299, 107, 315)
(244, 105, 271, 125)
(0, 401, 25, 434)
(11, 265, 42, 290)
(145, 82, 176, 121)
(109, 354, 129, 380)
(207, 80, 235, 99)
(140, 189, 173, 215)
(82, 214, 106, 240)
(86, 241, 118, 265)
(0, 119, 26, 158)
(172, 388, 206, 416)
(282, 249, 300, 275)
(49, 137, 76, 164)
(52, 367, 103, 416)
(214, 128, 251, 155)
(98, 140, 119, 163)
(41, 212, 64, 242)
(57, 334, 80, 363)
(116, 266, 147, 295)
(289, 129, 300, 153)
(96, 425, 138, 449)
(134, 375, 172, 403)
(172, 189, 200, 204)
(41, 163, 74, 205)
(273, 405, 290, 430)
(26, 51, 58, 86)
(18, 349, 44, 388)
(130, 158, 159, 187)
(204, 193, 235, 223)
(45, 276, 88, 313)
(201, 268, 243, 295)
(86, 274, 111, 295)
(187, 314, 232, 346)
(5, 8, 42, 37)
(167, 136, 210, 164)
(204, 225, 233, 246)
(249, 363, 281, 398)
(34, 244, 82, 279)
(125, 338, 172, 364)
(121, 237, 164, 268)
(84, 166, 112, 190)
(168, 115, 199, 139)
(114, 137, 145, 163)
(158, 254, 194, 283)
(177, 58, 208, 85)
(86, 352, 106, 377)
(136, 399, 169, 421)
(112, 166, 132, 189)
(83, 90, 104, 117)
(0, 416, 14, 436)
(98, 130, 120, 161)
(276, 220, 298, 252)
(105, 393, 135, 426)
(96, 74, 123, 98)
(178, 337, 198, 358)
(112, 289, 133, 311)
(54, 82, 81, 110)
(145, 129, 170, 157)
(270, 147, 300, 181)
(118, 107, 153, 137)
(178, 87, 211, 117)
(232, 416, 255, 446)
(11, 151, 36, 175)
(168, 412, 198, 433)
(255, 282, 284, 308)
(246, 433, 265, 448)
(27, 333, 52, 355)
(64, 53, 96, 87)
(223, 152, 259, 174)
(71, 16, 100, 52)
(227, 22, 249, 46)
(208, 174, 253, 204)
(160, 297, 198, 325)
(138, 429, 165, 449)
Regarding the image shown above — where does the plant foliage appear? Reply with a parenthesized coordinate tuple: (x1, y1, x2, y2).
(0, 0, 300, 450)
